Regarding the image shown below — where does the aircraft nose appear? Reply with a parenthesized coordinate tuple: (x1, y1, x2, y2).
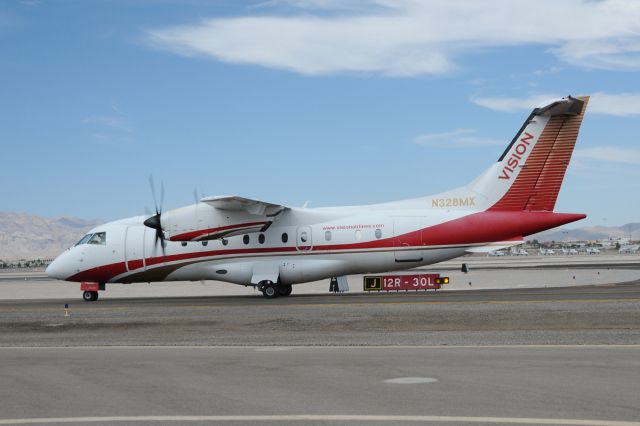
(46, 253, 72, 280)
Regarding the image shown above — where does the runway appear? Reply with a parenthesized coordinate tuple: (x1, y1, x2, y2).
(1, 282, 639, 346)
(0, 346, 639, 425)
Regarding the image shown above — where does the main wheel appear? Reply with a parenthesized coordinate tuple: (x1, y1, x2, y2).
(278, 284, 292, 296)
(261, 281, 279, 299)
(83, 291, 99, 302)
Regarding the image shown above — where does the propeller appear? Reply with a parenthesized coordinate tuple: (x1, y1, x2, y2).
(143, 175, 166, 256)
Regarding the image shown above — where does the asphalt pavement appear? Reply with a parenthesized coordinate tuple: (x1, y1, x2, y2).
(0, 346, 639, 425)
(1, 282, 639, 346)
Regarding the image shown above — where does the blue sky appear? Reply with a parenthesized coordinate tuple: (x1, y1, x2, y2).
(1, 0, 639, 227)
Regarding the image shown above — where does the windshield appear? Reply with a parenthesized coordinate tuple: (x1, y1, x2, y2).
(75, 234, 93, 246)
(75, 232, 107, 246)
(88, 232, 106, 245)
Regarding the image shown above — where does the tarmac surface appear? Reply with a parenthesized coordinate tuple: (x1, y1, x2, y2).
(1, 275, 640, 424)
(0, 345, 639, 425)
(1, 282, 639, 346)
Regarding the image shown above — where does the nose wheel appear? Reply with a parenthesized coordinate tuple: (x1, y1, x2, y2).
(81, 282, 104, 301)
(82, 291, 99, 302)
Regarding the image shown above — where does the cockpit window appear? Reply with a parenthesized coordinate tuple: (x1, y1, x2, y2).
(88, 232, 106, 245)
(75, 234, 93, 246)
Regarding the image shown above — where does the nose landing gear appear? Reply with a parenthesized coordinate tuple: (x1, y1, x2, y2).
(80, 282, 104, 302)
(82, 291, 99, 302)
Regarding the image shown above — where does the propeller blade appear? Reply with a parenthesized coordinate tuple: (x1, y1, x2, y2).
(160, 225, 166, 257)
(157, 229, 166, 257)
(159, 181, 165, 214)
(148, 175, 159, 214)
(146, 175, 166, 258)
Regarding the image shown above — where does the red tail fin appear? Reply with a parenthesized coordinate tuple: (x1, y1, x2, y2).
(489, 96, 589, 212)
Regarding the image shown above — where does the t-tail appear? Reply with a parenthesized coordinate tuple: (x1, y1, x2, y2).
(472, 95, 589, 212)
(426, 96, 589, 248)
(436, 95, 589, 213)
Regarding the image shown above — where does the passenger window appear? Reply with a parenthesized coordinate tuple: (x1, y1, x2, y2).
(243, 235, 250, 245)
(375, 228, 382, 239)
(258, 234, 265, 244)
(88, 232, 106, 245)
(75, 234, 93, 246)
(325, 231, 332, 241)
(181, 242, 187, 247)
(222, 238, 229, 246)
(300, 231, 308, 243)
(281, 233, 288, 243)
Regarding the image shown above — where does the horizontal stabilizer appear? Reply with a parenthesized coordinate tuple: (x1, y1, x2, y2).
(465, 238, 524, 253)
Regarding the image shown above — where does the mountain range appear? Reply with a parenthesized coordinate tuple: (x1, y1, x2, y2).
(530, 223, 640, 242)
(0, 212, 103, 261)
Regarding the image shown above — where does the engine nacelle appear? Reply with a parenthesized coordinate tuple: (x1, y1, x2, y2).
(161, 203, 272, 242)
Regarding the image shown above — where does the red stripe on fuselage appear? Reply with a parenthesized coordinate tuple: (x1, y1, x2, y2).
(66, 210, 585, 283)
(169, 221, 268, 241)
(127, 259, 144, 270)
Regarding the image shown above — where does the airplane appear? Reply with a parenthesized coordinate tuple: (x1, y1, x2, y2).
(619, 245, 639, 254)
(47, 95, 590, 301)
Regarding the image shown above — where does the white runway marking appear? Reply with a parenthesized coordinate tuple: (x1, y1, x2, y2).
(384, 377, 438, 384)
(2, 344, 640, 350)
(0, 415, 639, 425)
(254, 347, 292, 352)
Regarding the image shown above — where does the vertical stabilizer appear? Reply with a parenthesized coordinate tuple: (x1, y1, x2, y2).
(433, 96, 590, 212)
(487, 96, 589, 211)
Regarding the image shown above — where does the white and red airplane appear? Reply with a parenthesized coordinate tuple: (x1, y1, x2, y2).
(47, 96, 589, 301)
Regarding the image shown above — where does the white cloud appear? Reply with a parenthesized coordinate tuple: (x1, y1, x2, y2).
(534, 66, 561, 76)
(250, 0, 380, 11)
(470, 94, 560, 113)
(145, 0, 640, 76)
(585, 92, 640, 117)
(575, 147, 640, 165)
(413, 128, 504, 148)
(471, 92, 640, 116)
(83, 115, 132, 133)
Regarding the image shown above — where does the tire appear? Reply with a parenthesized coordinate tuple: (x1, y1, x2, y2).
(278, 284, 292, 296)
(83, 291, 98, 302)
(261, 281, 279, 299)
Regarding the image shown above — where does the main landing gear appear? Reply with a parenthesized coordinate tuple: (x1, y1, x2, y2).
(279, 284, 293, 297)
(258, 281, 292, 299)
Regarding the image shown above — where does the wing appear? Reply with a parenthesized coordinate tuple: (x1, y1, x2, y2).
(200, 195, 288, 216)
